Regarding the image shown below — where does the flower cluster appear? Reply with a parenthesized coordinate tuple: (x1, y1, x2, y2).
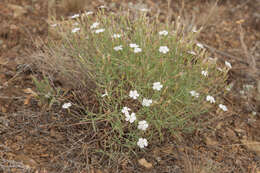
(120, 82, 163, 148)
(190, 90, 228, 111)
(69, 12, 93, 33)
(188, 66, 229, 111)
(129, 43, 142, 53)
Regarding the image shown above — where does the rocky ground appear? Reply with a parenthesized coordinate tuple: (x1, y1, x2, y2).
(0, 0, 260, 172)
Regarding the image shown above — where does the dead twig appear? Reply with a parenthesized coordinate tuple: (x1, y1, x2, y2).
(239, 24, 257, 74)
(202, 43, 249, 65)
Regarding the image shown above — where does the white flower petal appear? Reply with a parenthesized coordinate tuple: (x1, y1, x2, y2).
(95, 28, 105, 34)
(85, 11, 93, 16)
(114, 45, 123, 51)
(188, 51, 196, 55)
(190, 90, 199, 98)
(62, 102, 72, 109)
(138, 120, 149, 131)
(125, 112, 136, 123)
(159, 46, 169, 54)
(134, 47, 142, 53)
(71, 27, 80, 33)
(140, 8, 149, 12)
(101, 90, 108, 97)
(206, 95, 215, 104)
(69, 14, 80, 19)
(219, 104, 228, 111)
(153, 82, 163, 91)
(196, 43, 204, 49)
(129, 43, 139, 48)
(225, 61, 232, 69)
(112, 34, 121, 38)
(90, 22, 100, 29)
(121, 106, 131, 115)
(137, 138, 148, 148)
(50, 24, 57, 27)
(142, 98, 152, 107)
(129, 113, 136, 123)
(201, 70, 208, 77)
(159, 30, 168, 36)
(129, 90, 139, 99)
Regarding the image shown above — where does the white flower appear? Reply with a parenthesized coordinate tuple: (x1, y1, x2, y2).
(159, 46, 169, 54)
(62, 102, 72, 109)
(217, 67, 223, 72)
(112, 34, 121, 38)
(50, 24, 57, 27)
(226, 86, 231, 91)
(192, 28, 198, 33)
(153, 82, 163, 91)
(90, 22, 100, 29)
(121, 106, 131, 115)
(95, 28, 105, 34)
(69, 14, 80, 19)
(225, 61, 232, 69)
(138, 120, 149, 131)
(101, 90, 108, 97)
(159, 30, 168, 36)
(114, 45, 123, 51)
(190, 90, 199, 98)
(85, 11, 93, 16)
(134, 47, 142, 53)
(129, 90, 139, 99)
(99, 5, 106, 9)
(140, 8, 149, 12)
(201, 70, 208, 77)
(225, 83, 233, 91)
(137, 138, 148, 148)
(188, 51, 196, 55)
(206, 95, 215, 104)
(71, 27, 80, 33)
(142, 98, 152, 107)
(125, 112, 136, 123)
(219, 104, 228, 111)
(196, 43, 204, 49)
(129, 43, 139, 48)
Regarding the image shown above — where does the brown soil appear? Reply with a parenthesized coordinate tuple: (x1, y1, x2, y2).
(0, 0, 259, 172)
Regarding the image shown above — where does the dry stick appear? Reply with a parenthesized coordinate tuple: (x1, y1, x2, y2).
(239, 24, 257, 74)
(202, 43, 249, 65)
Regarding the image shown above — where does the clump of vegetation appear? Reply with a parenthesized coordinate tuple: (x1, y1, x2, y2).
(32, 10, 228, 160)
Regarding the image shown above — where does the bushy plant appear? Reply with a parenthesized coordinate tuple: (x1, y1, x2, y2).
(36, 10, 228, 158)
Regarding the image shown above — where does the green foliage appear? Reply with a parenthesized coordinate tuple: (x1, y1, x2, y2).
(32, 76, 61, 109)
